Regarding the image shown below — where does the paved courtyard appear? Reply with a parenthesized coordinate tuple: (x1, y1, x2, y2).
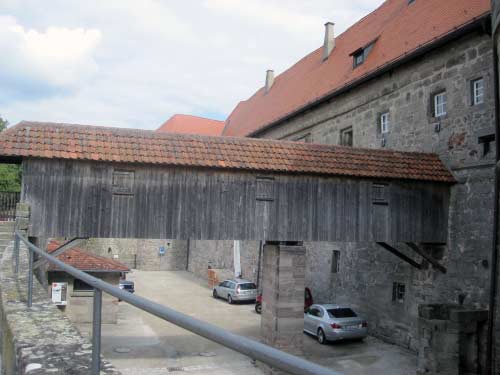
(76, 270, 417, 375)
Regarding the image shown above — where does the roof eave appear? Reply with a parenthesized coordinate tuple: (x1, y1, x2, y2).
(249, 12, 491, 138)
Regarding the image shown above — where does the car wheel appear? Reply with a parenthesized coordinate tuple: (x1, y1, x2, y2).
(213, 289, 218, 299)
(228, 295, 233, 304)
(255, 303, 262, 314)
(317, 328, 327, 345)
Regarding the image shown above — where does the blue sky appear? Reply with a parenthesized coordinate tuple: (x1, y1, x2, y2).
(0, 0, 381, 130)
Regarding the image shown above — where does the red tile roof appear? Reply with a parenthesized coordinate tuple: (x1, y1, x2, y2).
(222, 0, 491, 137)
(0, 121, 454, 182)
(157, 114, 225, 136)
(47, 240, 130, 272)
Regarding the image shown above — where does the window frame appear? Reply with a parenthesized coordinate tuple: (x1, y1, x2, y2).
(380, 112, 390, 134)
(392, 282, 405, 303)
(433, 91, 447, 118)
(331, 250, 340, 274)
(472, 78, 484, 106)
(340, 126, 353, 147)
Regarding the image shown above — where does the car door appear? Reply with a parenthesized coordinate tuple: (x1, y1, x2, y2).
(304, 307, 318, 333)
(217, 281, 228, 296)
(227, 281, 236, 299)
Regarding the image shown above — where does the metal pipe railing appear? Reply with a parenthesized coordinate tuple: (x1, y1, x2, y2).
(13, 231, 342, 375)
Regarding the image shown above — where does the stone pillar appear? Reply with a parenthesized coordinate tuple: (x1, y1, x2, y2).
(260, 243, 306, 361)
(417, 304, 488, 375)
(15, 202, 29, 237)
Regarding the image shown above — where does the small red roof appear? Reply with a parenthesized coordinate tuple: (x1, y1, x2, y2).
(47, 240, 129, 273)
(0, 121, 455, 183)
(222, 0, 491, 137)
(157, 114, 225, 136)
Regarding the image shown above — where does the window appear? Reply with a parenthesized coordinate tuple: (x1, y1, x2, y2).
(392, 282, 405, 303)
(340, 127, 353, 147)
(433, 91, 447, 117)
(372, 183, 388, 205)
(327, 308, 357, 318)
(472, 78, 484, 105)
(353, 51, 364, 67)
(73, 278, 93, 292)
(256, 177, 275, 201)
(112, 170, 135, 195)
(380, 112, 390, 134)
(478, 133, 495, 157)
(331, 250, 340, 273)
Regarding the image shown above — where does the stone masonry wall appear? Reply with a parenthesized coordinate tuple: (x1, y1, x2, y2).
(257, 30, 495, 351)
(81, 238, 188, 271)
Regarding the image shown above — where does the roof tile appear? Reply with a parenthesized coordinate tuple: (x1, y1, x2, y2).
(0, 121, 455, 183)
(222, 0, 490, 137)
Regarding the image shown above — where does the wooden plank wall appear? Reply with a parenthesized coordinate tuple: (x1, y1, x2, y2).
(23, 158, 450, 242)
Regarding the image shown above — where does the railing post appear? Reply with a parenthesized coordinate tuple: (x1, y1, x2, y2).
(27, 247, 33, 307)
(92, 288, 102, 374)
(14, 234, 20, 274)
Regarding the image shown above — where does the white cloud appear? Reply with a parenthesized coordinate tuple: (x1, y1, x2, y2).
(0, 1, 382, 129)
(0, 15, 101, 100)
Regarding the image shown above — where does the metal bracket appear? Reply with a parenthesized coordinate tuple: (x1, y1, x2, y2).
(33, 238, 88, 270)
(405, 242, 447, 274)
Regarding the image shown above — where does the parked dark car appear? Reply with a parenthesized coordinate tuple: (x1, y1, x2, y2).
(119, 280, 135, 294)
(255, 287, 313, 314)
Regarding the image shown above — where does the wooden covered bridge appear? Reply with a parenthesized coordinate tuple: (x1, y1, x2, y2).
(0, 121, 453, 242)
(0, 121, 455, 355)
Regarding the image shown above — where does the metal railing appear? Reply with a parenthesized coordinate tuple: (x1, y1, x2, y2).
(0, 192, 20, 221)
(13, 231, 342, 375)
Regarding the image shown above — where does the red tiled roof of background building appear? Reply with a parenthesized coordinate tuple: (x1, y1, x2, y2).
(47, 240, 129, 272)
(157, 114, 225, 136)
(0, 121, 454, 183)
(222, 0, 491, 137)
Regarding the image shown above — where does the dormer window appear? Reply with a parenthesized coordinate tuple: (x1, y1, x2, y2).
(351, 39, 377, 68)
(353, 51, 364, 67)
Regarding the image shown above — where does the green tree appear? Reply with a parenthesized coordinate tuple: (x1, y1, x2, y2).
(0, 116, 21, 192)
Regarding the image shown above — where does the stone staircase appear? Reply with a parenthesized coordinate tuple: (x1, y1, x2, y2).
(0, 221, 15, 251)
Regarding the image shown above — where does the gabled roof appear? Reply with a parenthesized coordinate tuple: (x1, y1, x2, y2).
(157, 114, 225, 136)
(222, 0, 491, 137)
(47, 240, 129, 272)
(0, 121, 454, 182)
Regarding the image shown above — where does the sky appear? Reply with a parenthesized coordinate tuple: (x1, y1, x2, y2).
(0, 0, 382, 131)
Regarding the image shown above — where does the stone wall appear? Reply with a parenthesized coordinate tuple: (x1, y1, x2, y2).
(0, 238, 120, 374)
(256, 30, 495, 351)
(81, 238, 188, 271)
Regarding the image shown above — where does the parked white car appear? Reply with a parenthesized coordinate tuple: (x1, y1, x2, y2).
(212, 279, 257, 304)
(304, 304, 367, 344)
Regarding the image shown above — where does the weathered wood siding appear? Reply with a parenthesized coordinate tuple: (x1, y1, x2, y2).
(23, 158, 450, 242)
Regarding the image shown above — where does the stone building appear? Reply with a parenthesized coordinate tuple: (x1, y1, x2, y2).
(222, 0, 494, 356)
(47, 240, 129, 324)
(76, 0, 496, 370)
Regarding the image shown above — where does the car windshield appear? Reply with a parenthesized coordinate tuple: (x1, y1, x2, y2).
(327, 308, 357, 318)
(239, 283, 257, 290)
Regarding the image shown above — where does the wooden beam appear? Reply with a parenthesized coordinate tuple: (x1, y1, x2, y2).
(405, 242, 447, 274)
(376, 242, 423, 270)
(33, 238, 87, 270)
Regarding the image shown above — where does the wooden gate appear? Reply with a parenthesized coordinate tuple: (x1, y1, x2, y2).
(0, 192, 20, 221)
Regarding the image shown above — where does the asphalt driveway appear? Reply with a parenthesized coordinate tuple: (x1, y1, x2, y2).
(76, 270, 416, 375)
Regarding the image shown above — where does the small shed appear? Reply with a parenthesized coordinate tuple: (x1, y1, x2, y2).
(47, 240, 130, 324)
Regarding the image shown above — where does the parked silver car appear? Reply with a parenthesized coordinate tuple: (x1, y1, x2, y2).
(212, 279, 257, 304)
(304, 304, 367, 344)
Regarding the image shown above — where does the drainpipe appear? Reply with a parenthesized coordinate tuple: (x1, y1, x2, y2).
(487, 5, 500, 373)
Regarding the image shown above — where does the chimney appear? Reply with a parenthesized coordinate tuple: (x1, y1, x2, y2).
(265, 69, 274, 93)
(323, 22, 335, 60)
